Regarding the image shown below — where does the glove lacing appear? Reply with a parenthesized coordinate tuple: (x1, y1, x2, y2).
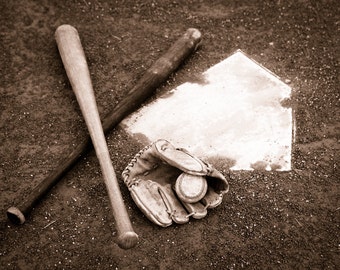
(122, 143, 152, 189)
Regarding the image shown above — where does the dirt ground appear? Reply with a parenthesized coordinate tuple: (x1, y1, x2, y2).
(0, 0, 339, 269)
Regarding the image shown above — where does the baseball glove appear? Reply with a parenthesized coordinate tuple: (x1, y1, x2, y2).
(122, 139, 229, 227)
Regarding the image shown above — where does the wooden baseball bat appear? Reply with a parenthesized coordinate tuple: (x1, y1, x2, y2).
(56, 24, 138, 249)
(6, 24, 202, 229)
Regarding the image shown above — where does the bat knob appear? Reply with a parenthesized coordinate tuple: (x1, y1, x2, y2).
(7, 207, 26, 224)
(117, 231, 139, 249)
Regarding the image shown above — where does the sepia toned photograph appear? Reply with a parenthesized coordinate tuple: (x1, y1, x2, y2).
(0, 0, 338, 269)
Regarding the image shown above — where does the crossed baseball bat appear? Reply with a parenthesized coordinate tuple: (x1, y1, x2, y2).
(7, 24, 201, 249)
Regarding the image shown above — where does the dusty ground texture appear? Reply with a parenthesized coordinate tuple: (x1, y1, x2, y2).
(0, 0, 339, 269)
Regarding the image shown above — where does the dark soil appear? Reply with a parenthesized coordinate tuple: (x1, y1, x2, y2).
(1, 0, 339, 269)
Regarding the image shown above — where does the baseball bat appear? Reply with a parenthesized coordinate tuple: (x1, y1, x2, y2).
(56, 24, 138, 249)
(6, 24, 202, 228)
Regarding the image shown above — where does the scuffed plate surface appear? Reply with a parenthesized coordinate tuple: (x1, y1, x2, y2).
(122, 50, 293, 171)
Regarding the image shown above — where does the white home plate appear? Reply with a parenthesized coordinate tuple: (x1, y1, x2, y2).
(122, 50, 293, 171)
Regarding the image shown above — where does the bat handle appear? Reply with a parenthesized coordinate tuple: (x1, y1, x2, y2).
(55, 24, 138, 249)
(96, 150, 139, 250)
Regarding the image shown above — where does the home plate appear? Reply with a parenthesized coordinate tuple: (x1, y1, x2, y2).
(122, 50, 293, 171)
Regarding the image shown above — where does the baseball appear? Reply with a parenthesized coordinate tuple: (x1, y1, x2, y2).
(175, 173, 208, 203)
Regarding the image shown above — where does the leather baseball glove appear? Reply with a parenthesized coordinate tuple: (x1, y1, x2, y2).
(122, 139, 229, 227)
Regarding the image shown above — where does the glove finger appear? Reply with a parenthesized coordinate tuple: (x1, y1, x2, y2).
(207, 168, 229, 194)
(159, 185, 190, 224)
(130, 180, 172, 227)
(154, 140, 207, 175)
(181, 201, 208, 219)
(201, 186, 223, 208)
